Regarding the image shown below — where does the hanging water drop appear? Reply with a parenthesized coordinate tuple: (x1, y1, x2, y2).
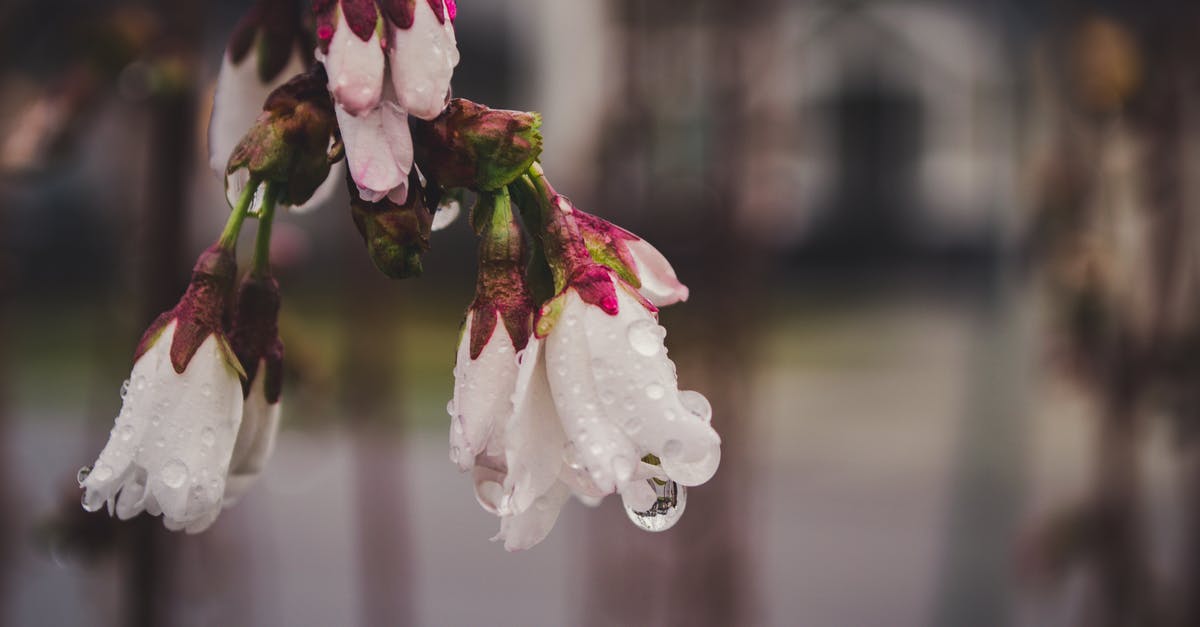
(625, 480, 687, 532)
(120, 379, 130, 399)
(76, 466, 91, 486)
(644, 382, 665, 400)
(626, 320, 661, 356)
(679, 390, 713, 422)
(200, 427, 216, 447)
(161, 460, 189, 489)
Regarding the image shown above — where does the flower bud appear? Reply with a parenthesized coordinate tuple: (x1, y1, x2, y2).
(349, 169, 432, 279)
(225, 64, 341, 207)
(227, 0, 312, 84)
(411, 98, 542, 191)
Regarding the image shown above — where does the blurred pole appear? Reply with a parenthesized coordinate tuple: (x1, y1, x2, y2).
(0, 183, 14, 627)
(128, 1, 202, 624)
(339, 243, 412, 626)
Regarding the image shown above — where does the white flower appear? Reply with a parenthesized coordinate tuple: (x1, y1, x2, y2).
(319, 0, 458, 202)
(80, 321, 246, 533)
(223, 364, 281, 504)
(448, 311, 521, 470)
(461, 274, 720, 551)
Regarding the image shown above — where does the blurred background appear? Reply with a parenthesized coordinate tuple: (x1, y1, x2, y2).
(2, 0, 1199, 625)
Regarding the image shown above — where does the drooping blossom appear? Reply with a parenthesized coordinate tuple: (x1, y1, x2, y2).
(80, 247, 248, 533)
(315, 0, 459, 203)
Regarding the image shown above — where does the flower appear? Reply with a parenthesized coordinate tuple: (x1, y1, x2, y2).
(79, 246, 249, 533)
(315, 0, 459, 202)
(225, 273, 285, 503)
(209, 0, 343, 213)
(349, 168, 434, 279)
(453, 180, 720, 550)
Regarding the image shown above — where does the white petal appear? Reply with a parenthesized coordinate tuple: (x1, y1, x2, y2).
(580, 287, 721, 486)
(543, 294, 639, 493)
(626, 238, 690, 306)
(448, 313, 519, 470)
(336, 101, 413, 201)
(472, 457, 507, 515)
(224, 365, 282, 505)
(208, 46, 307, 176)
(388, 4, 459, 120)
(502, 339, 567, 514)
(493, 481, 570, 551)
(82, 322, 245, 531)
(325, 10, 385, 115)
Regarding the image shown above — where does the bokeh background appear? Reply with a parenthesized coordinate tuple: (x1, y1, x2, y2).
(2, 0, 1199, 625)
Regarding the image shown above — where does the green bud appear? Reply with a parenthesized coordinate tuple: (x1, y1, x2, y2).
(412, 98, 543, 191)
(349, 170, 432, 279)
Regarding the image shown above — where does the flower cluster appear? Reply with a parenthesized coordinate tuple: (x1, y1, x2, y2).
(80, 0, 720, 546)
(448, 172, 720, 550)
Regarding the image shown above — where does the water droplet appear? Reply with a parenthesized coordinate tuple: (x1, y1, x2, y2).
(663, 439, 684, 460)
(161, 460, 188, 488)
(134, 376, 146, 391)
(90, 463, 113, 482)
(589, 443, 603, 456)
(645, 383, 665, 400)
(452, 415, 465, 435)
(200, 428, 216, 447)
(450, 446, 461, 464)
(627, 320, 661, 356)
(625, 480, 687, 532)
(623, 415, 643, 433)
(120, 380, 130, 399)
(201, 384, 212, 398)
(119, 425, 135, 441)
(565, 315, 577, 327)
(613, 456, 635, 481)
(679, 391, 713, 422)
(76, 466, 91, 486)
(664, 409, 678, 421)
(155, 437, 165, 448)
(600, 390, 616, 405)
(445, 400, 456, 416)
(151, 415, 162, 427)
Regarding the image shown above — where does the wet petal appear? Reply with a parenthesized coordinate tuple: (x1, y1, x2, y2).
(493, 481, 570, 551)
(626, 238, 689, 306)
(324, 10, 385, 115)
(449, 313, 520, 469)
(224, 365, 282, 505)
(208, 47, 306, 176)
(388, 2, 459, 120)
(502, 339, 566, 514)
(336, 101, 413, 201)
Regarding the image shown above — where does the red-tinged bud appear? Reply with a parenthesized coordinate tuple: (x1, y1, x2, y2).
(349, 169, 432, 279)
(228, 275, 285, 403)
(225, 64, 341, 207)
(467, 189, 534, 359)
(412, 98, 543, 192)
(135, 245, 245, 379)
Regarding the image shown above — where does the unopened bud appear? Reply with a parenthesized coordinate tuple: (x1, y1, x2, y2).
(412, 98, 542, 191)
(226, 64, 340, 207)
(349, 170, 432, 279)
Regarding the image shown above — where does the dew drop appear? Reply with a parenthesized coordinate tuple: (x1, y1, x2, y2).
(201, 384, 212, 398)
(119, 425, 135, 441)
(452, 415, 465, 435)
(445, 400, 456, 416)
(645, 382, 665, 400)
(76, 466, 91, 486)
(200, 428, 216, 447)
(161, 460, 188, 488)
(624, 480, 687, 532)
(627, 320, 661, 356)
(134, 376, 146, 391)
(600, 390, 616, 405)
(663, 439, 684, 460)
(80, 492, 101, 513)
(589, 443, 603, 456)
(151, 415, 162, 427)
(450, 446, 461, 464)
(679, 391, 713, 422)
(120, 380, 130, 399)
(562, 442, 583, 469)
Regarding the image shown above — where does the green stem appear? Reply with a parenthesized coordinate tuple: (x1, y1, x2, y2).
(251, 182, 280, 277)
(218, 177, 261, 250)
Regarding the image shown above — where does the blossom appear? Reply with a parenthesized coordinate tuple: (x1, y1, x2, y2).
(225, 273, 286, 503)
(453, 183, 720, 550)
(79, 247, 248, 533)
(315, 0, 459, 202)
